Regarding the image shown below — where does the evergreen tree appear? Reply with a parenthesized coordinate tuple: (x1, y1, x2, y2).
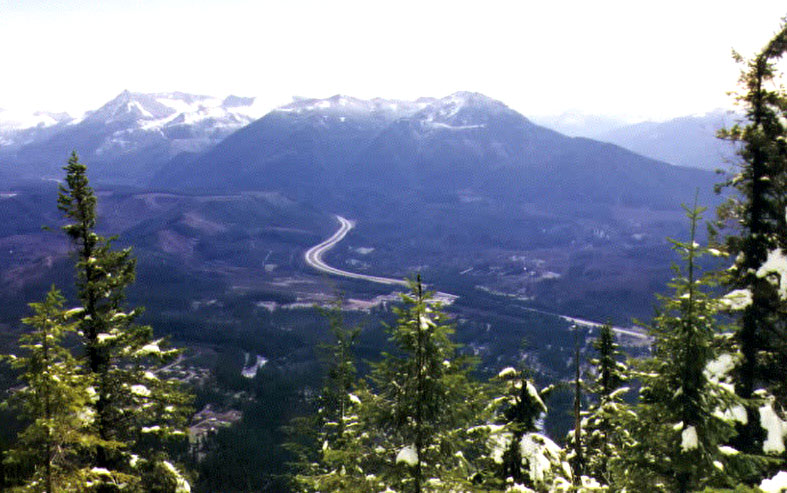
(287, 299, 368, 491)
(292, 382, 390, 492)
(368, 276, 482, 492)
(291, 280, 482, 491)
(580, 322, 631, 488)
(716, 20, 787, 454)
(315, 300, 360, 445)
(623, 204, 755, 492)
(476, 363, 572, 491)
(569, 326, 584, 483)
(57, 152, 192, 491)
(2, 287, 94, 492)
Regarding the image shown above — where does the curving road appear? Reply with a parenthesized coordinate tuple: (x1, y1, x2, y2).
(305, 215, 647, 340)
(304, 215, 409, 287)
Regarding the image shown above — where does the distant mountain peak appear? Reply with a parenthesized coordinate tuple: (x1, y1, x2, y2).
(1, 90, 270, 184)
(593, 110, 742, 170)
(84, 91, 175, 124)
(409, 92, 522, 132)
(0, 108, 73, 131)
(78, 91, 265, 129)
(270, 92, 514, 128)
(277, 94, 377, 111)
(223, 95, 256, 108)
(272, 94, 433, 123)
(442, 91, 504, 107)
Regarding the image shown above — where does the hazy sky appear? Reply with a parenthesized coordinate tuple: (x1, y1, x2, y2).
(1, 0, 785, 121)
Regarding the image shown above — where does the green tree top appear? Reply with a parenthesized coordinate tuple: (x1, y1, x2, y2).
(3, 287, 95, 492)
(626, 203, 758, 492)
(369, 276, 481, 492)
(56, 152, 192, 492)
(716, 20, 787, 441)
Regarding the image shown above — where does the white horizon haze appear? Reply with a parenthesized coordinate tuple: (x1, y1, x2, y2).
(1, 0, 785, 123)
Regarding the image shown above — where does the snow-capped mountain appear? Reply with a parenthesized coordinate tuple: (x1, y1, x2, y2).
(78, 90, 267, 156)
(271, 91, 510, 128)
(0, 108, 74, 147)
(157, 91, 717, 212)
(259, 91, 518, 136)
(153, 91, 516, 192)
(411, 91, 514, 130)
(273, 94, 434, 120)
(0, 91, 267, 184)
(0, 108, 72, 132)
(82, 90, 264, 129)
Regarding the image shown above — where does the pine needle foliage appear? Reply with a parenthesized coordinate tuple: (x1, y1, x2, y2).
(715, 20, 787, 453)
(287, 299, 367, 492)
(2, 287, 94, 492)
(57, 152, 192, 492)
(368, 276, 482, 492)
(475, 364, 571, 491)
(316, 300, 361, 444)
(581, 322, 632, 488)
(624, 204, 757, 492)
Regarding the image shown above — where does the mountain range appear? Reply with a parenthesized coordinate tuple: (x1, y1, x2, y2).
(535, 109, 741, 171)
(0, 92, 739, 186)
(0, 90, 728, 323)
(155, 91, 716, 209)
(0, 91, 267, 184)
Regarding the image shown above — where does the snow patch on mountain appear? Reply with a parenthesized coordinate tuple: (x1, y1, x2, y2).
(0, 108, 74, 147)
(0, 108, 72, 131)
(424, 121, 486, 131)
(49, 91, 270, 160)
(273, 94, 433, 120)
(412, 92, 513, 132)
(269, 92, 513, 135)
(81, 91, 266, 132)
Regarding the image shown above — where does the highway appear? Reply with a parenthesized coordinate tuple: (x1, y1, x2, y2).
(304, 215, 648, 340)
(517, 306, 649, 340)
(304, 215, 409, 287)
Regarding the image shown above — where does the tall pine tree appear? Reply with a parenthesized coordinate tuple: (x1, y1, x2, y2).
(57, 152, 192, 491)
(368, 276, 481, 492)
(287, 299, 370, 491)
(477, 364, 571, 491)
(624, 204, 753, 492)
(716, 21, 787, 456)
(579, 322, 631, 489)
(569, 325, 584, 483)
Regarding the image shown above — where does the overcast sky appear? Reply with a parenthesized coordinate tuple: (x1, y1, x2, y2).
(1, 0, 785, 121)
